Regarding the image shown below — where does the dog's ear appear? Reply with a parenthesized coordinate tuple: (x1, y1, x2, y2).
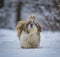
(16, 24, 22, 40)
(16, 21, 25, 40)
(35, 22, 41, 32)
(17, 30, 22, 40)
(24, 20, 31, 33)
(16, 21, 25, 30)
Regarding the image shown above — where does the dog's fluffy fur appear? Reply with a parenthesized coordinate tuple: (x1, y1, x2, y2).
(16, 21, 25, 40)
(16, 14, 41, 48)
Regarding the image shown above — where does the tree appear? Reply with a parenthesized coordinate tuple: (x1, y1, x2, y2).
(16, 1, 23, 23)
(0, 0, 4, 8)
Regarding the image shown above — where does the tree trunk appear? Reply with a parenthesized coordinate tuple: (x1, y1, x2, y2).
(0, 0, 4, 8)
(16, 1, 23, 23)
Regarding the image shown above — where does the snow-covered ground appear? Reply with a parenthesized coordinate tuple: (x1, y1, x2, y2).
(0, 29, 60, 57)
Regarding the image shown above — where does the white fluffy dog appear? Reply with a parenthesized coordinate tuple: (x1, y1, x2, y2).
(16, 14, 41, 48)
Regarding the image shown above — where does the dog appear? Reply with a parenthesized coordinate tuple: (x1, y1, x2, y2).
(16, 14, 41, 48)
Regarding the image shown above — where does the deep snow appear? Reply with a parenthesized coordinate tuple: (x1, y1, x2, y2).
(0, 29, 60, 57)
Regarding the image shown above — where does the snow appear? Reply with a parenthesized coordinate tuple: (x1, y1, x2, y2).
(0, 29, 60, 57)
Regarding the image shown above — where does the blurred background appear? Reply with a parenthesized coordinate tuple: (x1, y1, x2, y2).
(0, 0, 60, 57)
(0, 0, 60, 31)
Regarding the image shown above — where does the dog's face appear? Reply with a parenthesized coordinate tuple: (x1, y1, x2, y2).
(24, 14, 41, 33)
(26, 18, 37, 33)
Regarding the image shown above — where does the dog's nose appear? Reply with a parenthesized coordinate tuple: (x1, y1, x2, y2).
(30, 23, 33, 27)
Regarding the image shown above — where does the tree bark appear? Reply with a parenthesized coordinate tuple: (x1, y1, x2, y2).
(0, 0, 4, 8)
(16, 1, 23, 23)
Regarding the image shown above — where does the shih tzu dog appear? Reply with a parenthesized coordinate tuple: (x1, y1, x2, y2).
(16, 14, 41, 48)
